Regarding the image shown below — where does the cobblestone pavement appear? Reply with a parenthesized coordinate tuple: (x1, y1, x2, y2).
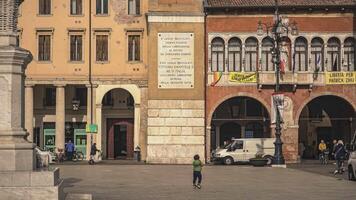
(57, 162, 356, 200)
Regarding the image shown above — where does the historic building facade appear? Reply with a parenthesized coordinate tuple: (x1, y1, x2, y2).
(146, 0, 206, 163)
(18, 0, 356, 164)
(19, 0, 149, 160)
(205, 0, 356, 162)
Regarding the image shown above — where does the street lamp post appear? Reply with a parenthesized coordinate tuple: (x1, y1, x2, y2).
(257, 0, 298, 165)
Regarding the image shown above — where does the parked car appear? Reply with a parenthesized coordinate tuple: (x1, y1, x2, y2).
(212, 138, 275, 165)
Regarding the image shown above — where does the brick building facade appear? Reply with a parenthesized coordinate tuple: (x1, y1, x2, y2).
(204, 0, 356, 163)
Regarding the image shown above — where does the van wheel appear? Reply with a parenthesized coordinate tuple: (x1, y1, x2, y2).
(263, 155, 274, 165)
(223, 157, 234, 165)
(348, 166, 355, 181)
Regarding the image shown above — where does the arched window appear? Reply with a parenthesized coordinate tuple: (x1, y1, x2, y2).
(294, 37, 308, 71)
(344, 37, 355, 71)
(261, 37, 274, 71)
(228, 37, 242, 71)
(311, 38, 324, 72)
(211, 37, 225, 72)
(327, 38, 341, 71)
(245, 37, 258, 72)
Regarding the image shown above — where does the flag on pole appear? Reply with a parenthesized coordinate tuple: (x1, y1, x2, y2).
(280, 58, 286, 73)
(332, 55, 338, 71)
(210, 71, 222, 86)
(316, 54, 321, 72)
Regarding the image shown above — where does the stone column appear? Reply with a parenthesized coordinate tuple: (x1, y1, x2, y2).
(55, 84, 65, 152)
(24, 84, 34, 142)
(215, 125, 220, 149)
(86, 85, 97, 159)
(95, 104, 102, 154)
(206, 126, 211, 162)
(134, 103, 141, 149)
(241, 125, 245, 138)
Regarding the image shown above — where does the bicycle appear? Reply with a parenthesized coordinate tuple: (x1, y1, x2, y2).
(72, 150, 84, 162)
(319, 151, 329, 165)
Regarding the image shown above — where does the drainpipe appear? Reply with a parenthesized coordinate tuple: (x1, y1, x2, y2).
(89, 0, 93, 146)
(203, 2, 208, 164)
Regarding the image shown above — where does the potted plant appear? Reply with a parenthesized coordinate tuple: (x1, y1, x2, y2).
(249, 153, 269, 167)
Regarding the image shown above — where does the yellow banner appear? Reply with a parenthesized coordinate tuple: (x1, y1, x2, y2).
(229, 72, 257, 83)
(325, 72, 356, 84)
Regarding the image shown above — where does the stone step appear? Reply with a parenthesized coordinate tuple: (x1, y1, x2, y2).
(66, 193, 92, 200)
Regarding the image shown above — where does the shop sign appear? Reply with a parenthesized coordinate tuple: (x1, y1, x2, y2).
(86, 124, 98, 133)
(325, 72, 356, 84)
(229, 72, 257, 83)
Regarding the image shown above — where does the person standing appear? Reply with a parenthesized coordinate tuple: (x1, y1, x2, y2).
(89, 143, 99, 165)
(192, 154, 203, 189)
(334, 140, 347, 175)
(65, 140, 75, 161)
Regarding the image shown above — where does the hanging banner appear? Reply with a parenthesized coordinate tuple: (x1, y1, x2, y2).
(271, 93, 284, 124)
(229, 72, 257, 83)
(325, 72, 356, 85)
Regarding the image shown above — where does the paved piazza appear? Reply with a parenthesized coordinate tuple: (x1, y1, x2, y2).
(58, 162, 356, 200)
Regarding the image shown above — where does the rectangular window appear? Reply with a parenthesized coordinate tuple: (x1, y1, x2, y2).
(96, 35, 108, 62)
(70, 0, 82, 15)
(44, 87, 56, 107)
(39, 0, 51, 15)
(70, 35, 83, 61)
(96, 0, 108, 15)
(38, 35, 51, 61)
(128, 0, 140, 15)
(128, 35, 140, 61)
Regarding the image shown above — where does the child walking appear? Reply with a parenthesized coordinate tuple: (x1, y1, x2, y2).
(192, 154, 203, 189)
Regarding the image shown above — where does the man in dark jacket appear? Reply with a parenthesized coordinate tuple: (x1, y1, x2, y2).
(334, 140, 347, 174)
(89, 143, 99, 165)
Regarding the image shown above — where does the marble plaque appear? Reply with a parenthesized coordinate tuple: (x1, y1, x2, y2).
(158, 33, 194, 89)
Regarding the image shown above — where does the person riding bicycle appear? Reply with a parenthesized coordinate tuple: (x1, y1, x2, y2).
(89, 143, 99, 165)
(318, 140, 327, 158)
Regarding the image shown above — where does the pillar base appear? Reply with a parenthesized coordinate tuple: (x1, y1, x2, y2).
(0, 168, 65, 200)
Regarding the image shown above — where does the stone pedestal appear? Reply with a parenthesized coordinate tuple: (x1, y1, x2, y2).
(0, 1, 65, 198)
(0, 168, 64, 200)
(0, 45, 65, 200)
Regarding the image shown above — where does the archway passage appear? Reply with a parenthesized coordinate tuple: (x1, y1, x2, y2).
(210, 96, 270, 151)
(298, 95, 355, 159)
(102, 88, 135, 160)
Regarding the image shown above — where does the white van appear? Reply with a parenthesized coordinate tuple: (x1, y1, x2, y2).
(212, 138, 275, 165)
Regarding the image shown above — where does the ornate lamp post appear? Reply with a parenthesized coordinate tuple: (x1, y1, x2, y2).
(257, 0, 298, 165)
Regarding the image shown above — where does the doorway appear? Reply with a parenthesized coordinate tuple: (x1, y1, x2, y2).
(107, 119, 134, 159)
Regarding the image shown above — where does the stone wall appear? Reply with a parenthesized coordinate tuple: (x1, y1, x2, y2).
(147, 100, 205, 164)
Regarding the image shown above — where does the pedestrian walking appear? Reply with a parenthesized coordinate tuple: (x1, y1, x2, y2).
(89, 143, 99, 165)
(65, 140, 75, 161)
(334, 140, 347, 175)
(192, 154, 203, 189)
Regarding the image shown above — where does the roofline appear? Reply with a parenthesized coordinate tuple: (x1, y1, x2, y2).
(204, 4, 356, 10)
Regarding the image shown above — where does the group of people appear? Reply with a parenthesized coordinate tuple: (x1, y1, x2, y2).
(318, 139, 348, 174)
(63, 140, 100, 164)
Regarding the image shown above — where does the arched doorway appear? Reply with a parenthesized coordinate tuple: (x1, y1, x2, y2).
(102, 88, 135, 160)
(298, 95, 355, 159)
(210, 96, 270, 151)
